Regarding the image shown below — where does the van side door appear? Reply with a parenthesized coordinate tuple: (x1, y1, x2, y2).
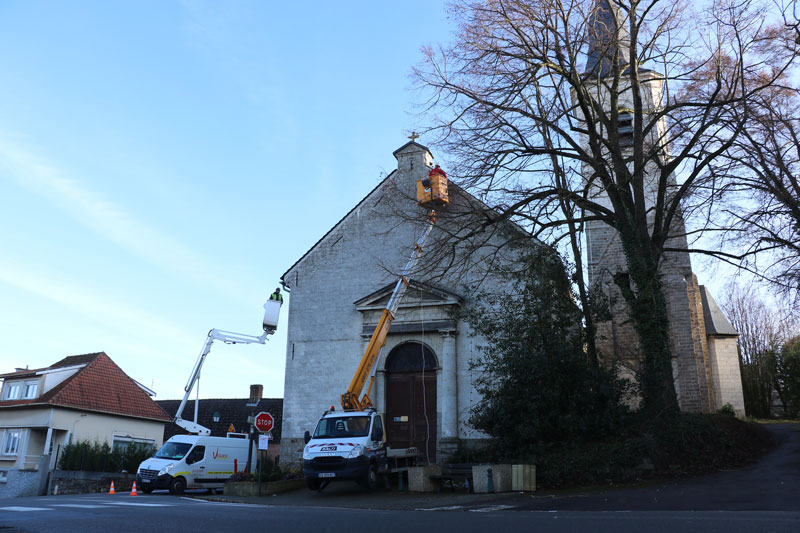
(185, 445, 206, 478)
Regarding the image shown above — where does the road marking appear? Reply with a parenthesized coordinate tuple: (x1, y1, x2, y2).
(470, 505, 516, 512)
(1, 506, 54, 512)
(417, 505, 465, 511)
(95, 502, 172, 507)
(50, 504, 112, 509)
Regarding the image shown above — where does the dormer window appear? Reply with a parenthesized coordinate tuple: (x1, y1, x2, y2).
(23, 381, 38, 399)
(2, 380, 38, 400)
(2, 383, 20, 401)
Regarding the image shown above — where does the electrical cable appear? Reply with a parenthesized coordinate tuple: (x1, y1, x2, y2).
(419, 287, 431, 464)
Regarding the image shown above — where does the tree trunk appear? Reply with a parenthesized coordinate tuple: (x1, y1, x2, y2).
(614, 231, 680, 417)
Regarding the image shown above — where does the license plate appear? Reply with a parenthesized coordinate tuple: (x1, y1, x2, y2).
(318, 473, 335, 478)
(141, 479, 150, 483)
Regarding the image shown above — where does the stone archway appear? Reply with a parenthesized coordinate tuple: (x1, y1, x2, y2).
(384, 342, 438, 462)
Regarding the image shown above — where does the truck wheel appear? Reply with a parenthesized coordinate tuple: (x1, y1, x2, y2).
(169, 477, 186, 495)
(364, 463, 378, 492)
(306, 478, 321, 491)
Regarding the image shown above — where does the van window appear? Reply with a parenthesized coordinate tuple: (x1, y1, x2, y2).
(155, 441, 192, 460)
(312, 416, 370, 438)
(185, 445, 205, 465)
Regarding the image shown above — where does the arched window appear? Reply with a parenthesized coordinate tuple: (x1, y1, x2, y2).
(385, 342, 438, 372)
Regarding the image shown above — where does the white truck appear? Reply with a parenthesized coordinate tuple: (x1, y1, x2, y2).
(302, 408, 387, 491)
(302, 165, 448, 491)
(136, 434, 254, 494)
(137, 298, 281, 493)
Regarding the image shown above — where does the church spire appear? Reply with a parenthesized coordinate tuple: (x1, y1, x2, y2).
(584, 0, 630, 77)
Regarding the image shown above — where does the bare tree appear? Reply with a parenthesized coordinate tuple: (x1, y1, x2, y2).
(414, 0, 798, 416)
(712, 86, 800, 304)
(721, 282, 799, 416)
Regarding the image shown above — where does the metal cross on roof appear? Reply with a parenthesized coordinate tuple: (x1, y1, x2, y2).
(408, 131, 420, 142)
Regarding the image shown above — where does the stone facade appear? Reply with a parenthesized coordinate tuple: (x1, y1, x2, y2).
(0, 467, 42, 498)
(279, 142, 521, 465)
(579, 32, 745, 413)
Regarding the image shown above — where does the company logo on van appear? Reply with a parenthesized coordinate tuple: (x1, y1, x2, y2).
(212, 449, 228, 459)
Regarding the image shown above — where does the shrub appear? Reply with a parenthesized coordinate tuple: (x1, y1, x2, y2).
(58, 440, 154, 472)
(460, 247, 631, 458)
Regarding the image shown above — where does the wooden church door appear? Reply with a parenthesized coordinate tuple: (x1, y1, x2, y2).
(384, 342, 438, 462)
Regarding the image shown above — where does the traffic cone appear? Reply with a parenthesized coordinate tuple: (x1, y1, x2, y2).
(109, 481, 116, 495)
(130, 481, 138, 496)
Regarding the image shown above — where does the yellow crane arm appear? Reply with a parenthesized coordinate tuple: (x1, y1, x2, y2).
(340, 210, 438, 411)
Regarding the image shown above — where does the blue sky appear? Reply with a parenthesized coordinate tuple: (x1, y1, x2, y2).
(0, 1, 454, 400)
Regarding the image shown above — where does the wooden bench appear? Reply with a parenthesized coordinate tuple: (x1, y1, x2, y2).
(429, 463, 474, 492)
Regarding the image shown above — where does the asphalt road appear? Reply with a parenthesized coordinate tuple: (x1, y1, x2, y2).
(1, 423, 797, 532)
(2, 493, 799, 533)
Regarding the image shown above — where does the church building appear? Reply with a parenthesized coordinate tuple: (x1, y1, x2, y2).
(278, 1, 746, 464)
(277, 140, 525, 464)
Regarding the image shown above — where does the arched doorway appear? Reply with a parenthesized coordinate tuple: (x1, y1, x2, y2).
(384, 342, 438, 462)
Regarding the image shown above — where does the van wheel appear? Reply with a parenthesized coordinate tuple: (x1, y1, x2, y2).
(364, 463, 378, 492)
(169, 477, 186, 495)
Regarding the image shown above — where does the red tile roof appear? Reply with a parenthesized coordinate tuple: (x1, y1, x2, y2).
(0, 352, 171, 422)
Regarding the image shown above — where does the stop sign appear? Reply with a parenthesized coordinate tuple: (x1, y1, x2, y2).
(254, 411, 274, 433)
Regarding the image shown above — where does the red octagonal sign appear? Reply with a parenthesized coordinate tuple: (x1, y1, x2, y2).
(254, 411, 274, 433)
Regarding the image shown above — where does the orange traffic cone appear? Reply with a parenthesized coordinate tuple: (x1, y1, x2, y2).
(130, 481, 138, 496)
(109, 481, 116, 495)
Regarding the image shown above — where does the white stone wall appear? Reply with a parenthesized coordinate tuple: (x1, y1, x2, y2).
(0, 468, 41, 498)
(708, 336, 746, 416)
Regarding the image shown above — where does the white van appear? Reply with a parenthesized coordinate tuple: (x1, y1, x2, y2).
(136, 434, 254, 494)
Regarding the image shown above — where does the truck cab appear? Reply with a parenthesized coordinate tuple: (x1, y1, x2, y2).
(302, 409, 386, 491)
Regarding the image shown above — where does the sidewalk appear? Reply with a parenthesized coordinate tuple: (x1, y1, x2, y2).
(197, 481, 528, 511)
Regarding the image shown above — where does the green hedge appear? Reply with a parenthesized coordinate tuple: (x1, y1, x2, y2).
(58, 440, 154, 473)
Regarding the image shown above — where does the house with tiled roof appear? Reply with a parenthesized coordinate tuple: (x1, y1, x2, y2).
(0, 352, 171, 497)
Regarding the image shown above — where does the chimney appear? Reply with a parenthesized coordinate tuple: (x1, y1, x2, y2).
(248, 384, 263, 405)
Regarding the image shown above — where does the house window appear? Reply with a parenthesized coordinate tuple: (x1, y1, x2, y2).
(2, 382, 21, 400)
(3, 430, 21, 455)
(0, 470, 8, 483)
(112, 436, 155, 454)
(23, 381, 38, 399)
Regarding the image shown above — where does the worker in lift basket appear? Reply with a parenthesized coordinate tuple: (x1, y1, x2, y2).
(429, 164, 447, 178)
(269, 287, 284, 304)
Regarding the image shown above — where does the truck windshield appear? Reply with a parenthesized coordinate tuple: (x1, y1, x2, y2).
(154, 442, 192, 460)
(312, 416, 370, 438)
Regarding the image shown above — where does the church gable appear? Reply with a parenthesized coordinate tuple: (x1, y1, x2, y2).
(354, 280, 461, 310)
(354, 280, 461, 336)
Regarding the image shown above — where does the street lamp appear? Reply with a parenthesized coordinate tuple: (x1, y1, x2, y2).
(212, 412, 220, 436)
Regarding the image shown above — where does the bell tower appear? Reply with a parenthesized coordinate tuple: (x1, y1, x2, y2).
(580, 0, 715, 413)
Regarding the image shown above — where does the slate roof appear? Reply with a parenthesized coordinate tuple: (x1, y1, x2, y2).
(156, 398, 283, 442)
(700, 287, 738, 337)
(0, 352, 172, 422)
